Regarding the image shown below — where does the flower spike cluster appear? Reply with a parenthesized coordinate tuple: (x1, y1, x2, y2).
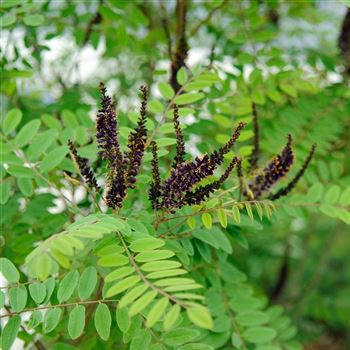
(124, 85, 148, 188)
(172, 105, 186, 168)
(248, 134, 294, 199)
(149, 119, 246, 211)
(269, 143, 317, 200)
(68, 140, 100, 191)
(69, 83, 149, 209)
(185, 156, 239, 205)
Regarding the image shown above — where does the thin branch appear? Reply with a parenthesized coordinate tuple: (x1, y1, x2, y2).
(169, 0, 189, 92)
(249, 102, 260, 171)
(160, 2, 173, 59)
(83, 0, 104, 45)
(0, 299, 118, 319)
(338, 7, 350, 75)
(190, 0, 228, 36)
(117, 232, 188, 308)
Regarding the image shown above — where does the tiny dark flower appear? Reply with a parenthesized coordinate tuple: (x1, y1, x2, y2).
(248, 134, 294, 199)
(149, 141, 162, 210)
(172, 105, 186, 168)
(124, 85, 148, 188)
(68, 140, 100, 191)
(269, 144, 317, 200)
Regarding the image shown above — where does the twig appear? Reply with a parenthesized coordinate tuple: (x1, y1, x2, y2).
(249, 102, 260, 171)
(169, 0, 188, 92)
(190, 0, 228, 36)
(0, 299, 118, 319)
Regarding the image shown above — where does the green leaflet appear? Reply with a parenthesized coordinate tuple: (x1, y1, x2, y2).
(98, 253, 129, 267)
(130, 329, 152, 350)
(43, 308, 62, 333)
(163, 327, 200, 347)
(178, 344, 214, 350)
(163, 304, 181, 331)
(27, 310, 43, 329)
(193, 227, 232, 254)
(0, 258, 20, 283)
(26, 129, 58, 160)
(29, 282, 46, 304)
(116, 306, 130, 333)
(0, 290, 4, 308)
(9, 286, 27, 312)
(177, 67, 188, 85)
(186, 305, 213, 330)
(158, 82, 174, 99)
(174, 92, 204, 105)
(232, 206, 241, 223)
(135, 250, 175, 262)
(68, 305, 85, 339)
(105, 266, 135, 282)
(14, 119, 41, 147)
(140, 260, 181, 272)
(154, 278, 195, 287)
(128, 290, 158, 316)
(217, 209, 228, 228)
(119, 284, 149, 308)
(78, 266, 97, 300)
(243, 326, 277, 343)
(129, 237, 165, 252)
(105, 275, 140, 298)
(94, 303, 112, 340)
(146, 297, 169, 327)
(146, 269, 188, 279)
(236, 310, 269, 327)
(1, 315, 21, 350)
(201, 212, 212, 229)
(2, 108, 22, 135)
(57, 270, 79, 303)
(40, 145, 68, 172)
